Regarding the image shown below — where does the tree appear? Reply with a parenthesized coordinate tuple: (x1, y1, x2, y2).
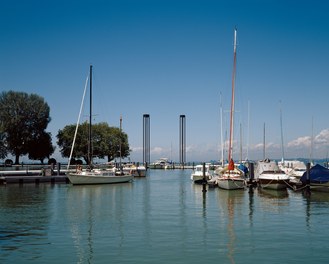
(28, 131, 55, 164)
(0, 91, 53, 164)
(0, 131, 7, 159)
(105, 126, 130, 162)
(56, 122, 130, 164)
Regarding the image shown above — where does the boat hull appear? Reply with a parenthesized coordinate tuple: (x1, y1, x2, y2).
(148, 164, 164, 169)
(131, 169, 146, 177)
(191, 175, 211, 183)
(217, 177, 245, 190)
(67, 172, 133, 185)
(258, 178, 288, 190)
(310, 182, 329, 192)
(123, 167, 146, 177)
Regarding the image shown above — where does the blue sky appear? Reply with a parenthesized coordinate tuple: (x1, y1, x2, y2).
(1, 0, 329, 163)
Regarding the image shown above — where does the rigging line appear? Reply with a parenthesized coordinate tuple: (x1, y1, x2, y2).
(67, 75, 89, 170)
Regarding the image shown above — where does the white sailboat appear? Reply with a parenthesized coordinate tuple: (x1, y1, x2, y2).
(217, 28, 246, 190)
(67, 65, 133, 185)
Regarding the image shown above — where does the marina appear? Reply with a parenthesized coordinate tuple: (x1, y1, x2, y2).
(1, 168, 329, 263)
(1, 1, 329, 263)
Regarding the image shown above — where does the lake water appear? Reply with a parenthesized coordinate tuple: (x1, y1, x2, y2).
(1, 169, 329, 263)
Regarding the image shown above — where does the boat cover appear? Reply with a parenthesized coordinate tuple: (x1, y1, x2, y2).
(238, 163, 249, 174)
(300, 164, 329, 184)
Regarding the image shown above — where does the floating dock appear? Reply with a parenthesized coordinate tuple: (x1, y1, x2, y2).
(0, 175, 69, 185)
(0, 167, 69, 185)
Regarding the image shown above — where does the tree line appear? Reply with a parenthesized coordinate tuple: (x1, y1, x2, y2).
(0, 91, 130, 165)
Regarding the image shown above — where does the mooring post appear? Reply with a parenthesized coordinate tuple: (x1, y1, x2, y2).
(202, 162, 207, 193)
(0, 176, 6, 185)
(57, 163, 61, 176)
(248, 162, 254, 192)
(305, 162, 311, 196)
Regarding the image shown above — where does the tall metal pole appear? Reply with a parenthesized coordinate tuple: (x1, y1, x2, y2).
(120, 114, 122, 172)
(179, 115, 186, 165)
(280, 100, 285, 162)
(228, 28, 237, 162)
(220, 92, 224, 166)
(88, 65, 92, 167)
(263, 122, 266, 160)
(143, 114, 150, 166)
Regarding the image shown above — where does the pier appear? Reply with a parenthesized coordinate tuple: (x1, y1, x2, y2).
(0, 175, 69, 185)
(0, 164, 69, 185)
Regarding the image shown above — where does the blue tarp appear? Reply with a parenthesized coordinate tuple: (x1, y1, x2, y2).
(238, 163, 249, 174)
(300, 164, 329, 184)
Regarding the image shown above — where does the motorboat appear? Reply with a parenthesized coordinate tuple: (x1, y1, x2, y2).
(123, 163, 147, 177)
(148, 158, 171, 169)
(300, 164, 329, 192)
(190, 164, 212, 183)
(255, 159, 289, 190)
(279, 160, 306, 178)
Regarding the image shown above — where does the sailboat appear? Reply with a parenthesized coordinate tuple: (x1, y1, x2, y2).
(67, 65, 133, 185)
(217, 28, 246, 190)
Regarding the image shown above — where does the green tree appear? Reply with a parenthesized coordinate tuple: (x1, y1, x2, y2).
(0, 91, 52, 164)
(106, 126, 130, 162)
(0, 131, 7, 159)
(56, 122, 130, 164)
(28, 131, 55, 164)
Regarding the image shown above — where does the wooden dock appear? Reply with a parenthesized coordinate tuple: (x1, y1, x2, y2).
(0, 168, 69, 185)
(0, 175, 69, 185)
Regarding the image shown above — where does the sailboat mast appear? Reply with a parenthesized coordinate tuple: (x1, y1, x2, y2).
(280, 100, 285, 162)
(88, 65, 93, 167)
(220, 92, 224, 166)
(263, 122, 266, 160)
(120, 114, 122, 172)
(228, 28, 237, 162)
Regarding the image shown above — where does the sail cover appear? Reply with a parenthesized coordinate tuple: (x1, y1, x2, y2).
(300, 164, 329, 184)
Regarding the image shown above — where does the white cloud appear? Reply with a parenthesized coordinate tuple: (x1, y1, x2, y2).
(314, 129, 329, 145)
(151, 147, 164, 155)
(287, 136, 311, 148)
(128, 129, 329, 162)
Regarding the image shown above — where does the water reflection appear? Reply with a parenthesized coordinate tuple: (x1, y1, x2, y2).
(258, 188, 289, 199)
(216, 190, 245, 264)
(257, 188, 289, 213)
(66, 183, 133, 263)
(248, 186, 255, 227)
(304, 191, 329, 230)
(0, 185, 49, 257)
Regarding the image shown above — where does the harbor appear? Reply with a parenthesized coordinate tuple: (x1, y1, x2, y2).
(1, 168, 329, 264)
(0, 161, 197, 185)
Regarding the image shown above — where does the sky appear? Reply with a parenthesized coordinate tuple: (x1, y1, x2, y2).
(1, 0, 329, 163)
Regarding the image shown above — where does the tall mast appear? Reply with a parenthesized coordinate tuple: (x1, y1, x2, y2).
(220, 92, 224, 166)
(246, 100, 250, 160)
(280, 100, 285, 163)
(228, 28, 237, 162)
(263, 122, 266, 160)
(88, 65, 93, 167)
(120, 114, 122, 172)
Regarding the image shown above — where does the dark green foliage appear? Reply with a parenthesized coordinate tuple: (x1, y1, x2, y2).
(56, 122, 130, 164)
(28, 131, 55, 164)
(0, 91, 54, 164)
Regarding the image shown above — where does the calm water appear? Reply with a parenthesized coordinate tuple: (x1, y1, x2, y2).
(1, 169, 329, 263)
